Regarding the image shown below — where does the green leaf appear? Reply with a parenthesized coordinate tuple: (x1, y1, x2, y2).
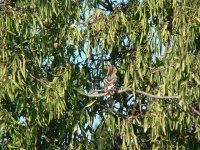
(84, 100, 96, 108)
(73, 88, 88, 96)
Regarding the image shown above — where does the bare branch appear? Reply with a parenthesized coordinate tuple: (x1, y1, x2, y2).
(88, 86, 180, 99)
(118, 87, 180, 99)
(118, 87, 131, 93)
(190, 106, 200, 116)
(87, 92, 108, 98)
(136, 90, 180, 99)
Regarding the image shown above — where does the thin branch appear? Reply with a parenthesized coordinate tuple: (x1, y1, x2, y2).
(118, 87, 180, 99)
(98, 104, 126, 118)
(136, 90, 180, 99)
(190, 106, 200, 116)
(118, 87, 131, 93)
(30, 74, 48, 85)
(107, 108, 126, 118)
(94, 89, 105, 92)
(88, 88, 200, 116)
(126, 113, 144, 121)
(150, 64, 177, 74)
(87, 92, 108, 98)
(88, 87, 180, 99)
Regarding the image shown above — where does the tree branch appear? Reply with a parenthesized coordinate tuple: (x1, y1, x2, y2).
(87, 92, 108, 98)
(107, 107, 126, 118)
(136, 90, 180, 99)
(88, 86, 180, 99)
(190, 106, 200, 116)
(98, 104, 126, 118)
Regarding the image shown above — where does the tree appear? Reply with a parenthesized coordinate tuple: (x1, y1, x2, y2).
(0, 0, 200, 149)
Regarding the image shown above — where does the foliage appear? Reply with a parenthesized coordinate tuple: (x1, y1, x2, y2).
(0, 0, 200, 149)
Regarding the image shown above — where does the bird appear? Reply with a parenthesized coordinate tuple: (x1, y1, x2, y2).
(104, 65, 118, 105)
